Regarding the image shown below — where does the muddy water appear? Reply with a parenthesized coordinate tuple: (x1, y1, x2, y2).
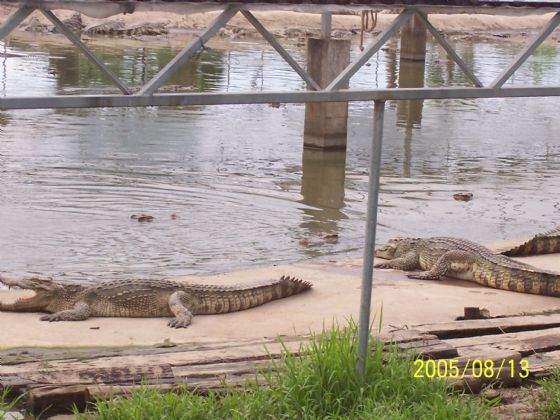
(0, 35, 559, 282)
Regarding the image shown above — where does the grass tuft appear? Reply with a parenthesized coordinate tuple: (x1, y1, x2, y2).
(77, 321, 492, 419)
(0, 387, 23, 417)
(535, 367, 560, 420)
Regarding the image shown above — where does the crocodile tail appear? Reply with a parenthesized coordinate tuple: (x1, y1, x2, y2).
(501, 225, 560, 256)
(194, 276, 312, 314)
(270, 275, 313, 299)
(493, 269, 560, 297)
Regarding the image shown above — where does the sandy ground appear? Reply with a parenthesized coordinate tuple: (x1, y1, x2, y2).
(1, 240, 559, 349)
(1, 7, 559, 39)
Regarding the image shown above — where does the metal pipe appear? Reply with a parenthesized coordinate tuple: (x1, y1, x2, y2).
(41, 10, 132, 95)
(138, 6, 239, 95)
(326, 9, 413, 91)
(356, 100, 385, 377)
(0, 7, 34, 41)
(2, 86, 560, 110)
(241, 10, 320, 91)
(490, 12, 560, 88)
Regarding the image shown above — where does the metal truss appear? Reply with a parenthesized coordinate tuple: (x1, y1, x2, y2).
(0, 7, 559, 107)
(1, 5, 560, 377)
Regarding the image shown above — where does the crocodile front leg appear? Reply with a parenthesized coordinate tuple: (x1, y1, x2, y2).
(40, 301, 91, 322)
(407, 250, 475, 280)
(167, 291, 194, 329)
(374, 251, 419, 270)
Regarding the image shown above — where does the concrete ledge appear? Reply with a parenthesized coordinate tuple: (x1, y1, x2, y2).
(1, 249, 559, 349)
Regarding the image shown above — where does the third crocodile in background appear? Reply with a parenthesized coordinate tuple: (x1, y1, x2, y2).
(374, 227, 560, 297)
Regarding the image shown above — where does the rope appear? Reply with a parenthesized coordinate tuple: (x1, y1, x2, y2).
(359, 10, 378, 51)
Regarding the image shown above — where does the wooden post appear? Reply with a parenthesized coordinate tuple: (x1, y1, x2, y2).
(400, 14, 427, 62)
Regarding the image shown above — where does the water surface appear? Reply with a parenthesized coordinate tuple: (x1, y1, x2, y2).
(1, 34, 559, 282)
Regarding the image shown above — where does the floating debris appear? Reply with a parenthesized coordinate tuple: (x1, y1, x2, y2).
(321, 234, 339, 244)
(453, 192, 473, 202)
(131, 214, 155, 222)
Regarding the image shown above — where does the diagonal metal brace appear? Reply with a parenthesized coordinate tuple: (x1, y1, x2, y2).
(413, 11, 483, 88)
(241, 10, 320, 91)
(326, 9, 414, 92)
(41, 9, 131, 95)
(491, 12, 560, 88)
(138, 5, 239, 96)
(0, 7, 35, 41)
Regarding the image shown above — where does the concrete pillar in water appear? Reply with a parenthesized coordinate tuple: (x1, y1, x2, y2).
(400, 15, 427, 62)
(304, 37, 351, 150)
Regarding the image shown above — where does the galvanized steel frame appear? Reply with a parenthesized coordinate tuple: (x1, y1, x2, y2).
(1, 5, 560, 377)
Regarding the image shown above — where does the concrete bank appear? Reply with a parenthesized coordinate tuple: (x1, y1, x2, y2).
(1, 241, 559, 349)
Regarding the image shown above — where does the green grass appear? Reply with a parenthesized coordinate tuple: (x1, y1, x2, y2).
(0, 387, 22, 418)
(75, 321, 492, 420)
(535, 367, 560, 420)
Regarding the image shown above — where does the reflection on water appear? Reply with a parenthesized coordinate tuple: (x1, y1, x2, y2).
(0, 34, 560, 281)
(300, 148, 347, 256)
(397, 60, 426, 177)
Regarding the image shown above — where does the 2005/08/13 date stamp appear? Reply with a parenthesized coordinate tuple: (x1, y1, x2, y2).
(414, 359, 530, 379)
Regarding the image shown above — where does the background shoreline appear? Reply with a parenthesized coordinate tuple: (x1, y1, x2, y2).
(1, 7, 559, 42)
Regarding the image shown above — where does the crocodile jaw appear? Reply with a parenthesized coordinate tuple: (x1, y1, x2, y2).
(0, 275, 59, 311)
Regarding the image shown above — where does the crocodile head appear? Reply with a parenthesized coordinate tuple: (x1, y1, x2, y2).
(375, 238, 421, 260)
(0, 275, 79, 312)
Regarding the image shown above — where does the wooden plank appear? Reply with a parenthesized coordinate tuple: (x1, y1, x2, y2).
(2, 364, 174, 386)
(27, 385, 91, 418)
(452, 332, 560, 359)
(447, 371, 522, 394)
(89, 372, 268, 398)
(0, 336, 301, 366)
(412, 314, 560, 339)
(524, 350, 560, 379)
(0, 340, 303, 377)
(186, 372, 268, 394)
(0, 331, 433, 367)
(173, 359, 273, 381)
(377, 329, 438, 344)
(395, 339, 459, 359)
(446, 326, 560, 349)
(440, 352, 524, 393)
(521, 333, 560, 356)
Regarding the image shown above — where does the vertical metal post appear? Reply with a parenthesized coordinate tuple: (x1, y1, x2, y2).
(357, 100, 385, 377)
(321, 12, 332, 39)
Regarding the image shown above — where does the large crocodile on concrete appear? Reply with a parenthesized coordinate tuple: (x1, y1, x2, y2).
(0, 275, 312, 328)
(374, 237, 560, 297)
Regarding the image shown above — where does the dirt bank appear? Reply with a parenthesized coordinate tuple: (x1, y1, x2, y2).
(1, 7, 559, 41)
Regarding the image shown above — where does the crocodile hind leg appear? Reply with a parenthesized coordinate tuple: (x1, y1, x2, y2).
(407, 250, 475, 280)
(40, 301, 91, 322)
(167, 291, 194, 329)
(374, 251, 419, 270)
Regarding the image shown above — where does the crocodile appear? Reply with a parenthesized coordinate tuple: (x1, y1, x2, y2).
(374, 237, 560, 297)
(0, 275, 311, 328)
(83, 20, 168, 36)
